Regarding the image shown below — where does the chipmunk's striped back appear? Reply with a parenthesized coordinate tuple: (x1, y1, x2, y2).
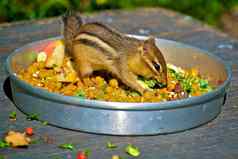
(63, 11, 140, 57)
(78, 22, 138, 52)
(74, 33, 118, 58)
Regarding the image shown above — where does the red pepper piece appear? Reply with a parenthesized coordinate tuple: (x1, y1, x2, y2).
(76, 151, 87, 159)
(44, 41, 56, 56)
(25, 127, 33, 136)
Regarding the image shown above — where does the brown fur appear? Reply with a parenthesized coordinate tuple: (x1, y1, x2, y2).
(63, 12, 167, 94)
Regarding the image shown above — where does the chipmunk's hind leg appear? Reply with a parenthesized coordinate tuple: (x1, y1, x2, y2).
(76, 60, 93, 77)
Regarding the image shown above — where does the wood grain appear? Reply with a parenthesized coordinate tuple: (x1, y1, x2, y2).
(0, 8, 237, 159)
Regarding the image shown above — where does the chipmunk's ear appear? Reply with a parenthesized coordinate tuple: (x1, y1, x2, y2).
(144, 36, 156, 46)
(141, 37, 155, 55)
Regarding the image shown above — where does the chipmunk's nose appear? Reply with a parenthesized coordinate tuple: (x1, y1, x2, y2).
(156, 73, 167, 86)
(162, 72, 168, 86)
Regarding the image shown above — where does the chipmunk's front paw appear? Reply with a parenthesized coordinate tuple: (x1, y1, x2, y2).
(134, 83, 147, 95)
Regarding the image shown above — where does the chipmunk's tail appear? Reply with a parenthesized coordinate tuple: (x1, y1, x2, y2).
(62, 10, 82, 54)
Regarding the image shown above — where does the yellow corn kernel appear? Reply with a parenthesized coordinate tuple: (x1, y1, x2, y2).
(109, 79, 118, 88)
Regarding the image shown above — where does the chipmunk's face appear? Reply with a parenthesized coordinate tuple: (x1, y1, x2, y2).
(140, 37, 167, 84)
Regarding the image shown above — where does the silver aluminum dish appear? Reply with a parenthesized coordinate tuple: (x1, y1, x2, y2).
(6, 35, 232, 135)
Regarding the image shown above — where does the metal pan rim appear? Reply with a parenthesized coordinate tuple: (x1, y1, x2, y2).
(5, 35, 232, 111)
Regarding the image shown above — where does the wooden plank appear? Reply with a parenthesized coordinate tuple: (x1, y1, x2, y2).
(0, 8, 238, 159)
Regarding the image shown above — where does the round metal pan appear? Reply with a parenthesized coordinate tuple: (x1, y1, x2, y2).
(6, 35, 232, 135)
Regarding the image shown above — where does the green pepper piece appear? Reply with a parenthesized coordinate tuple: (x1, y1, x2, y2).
(199, 79, 208, 89)
(9, 111, 16, 119)
(107, 141, 118, 149)
(0, 140, 9, 148)
(58, 143, 75, 151)
(144, 79, 157, 88)
(125, 144, 140, 157)
(41, 121, 48, 125)
(137, 76, 159, 89)
(26, 113, 39, 121)
(84, 148, 91, 157)
(75, 90, 85, 98)
(129, 91, 141, 97)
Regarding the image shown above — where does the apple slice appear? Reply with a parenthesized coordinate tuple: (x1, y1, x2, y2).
(37, 51, 47, 62)
(44, 40, 65, 68)
(57, 58, 78, 82)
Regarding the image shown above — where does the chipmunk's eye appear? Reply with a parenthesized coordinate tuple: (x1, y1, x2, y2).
(152, 61, 161, 71)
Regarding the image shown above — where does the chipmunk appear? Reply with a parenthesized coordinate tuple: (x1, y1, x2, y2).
(62, 11, 167, 94)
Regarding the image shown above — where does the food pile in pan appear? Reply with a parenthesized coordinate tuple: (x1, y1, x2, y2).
(18, 40, 214, 102)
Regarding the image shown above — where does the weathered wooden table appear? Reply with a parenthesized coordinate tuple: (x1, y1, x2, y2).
(0, 8, 238, 159)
